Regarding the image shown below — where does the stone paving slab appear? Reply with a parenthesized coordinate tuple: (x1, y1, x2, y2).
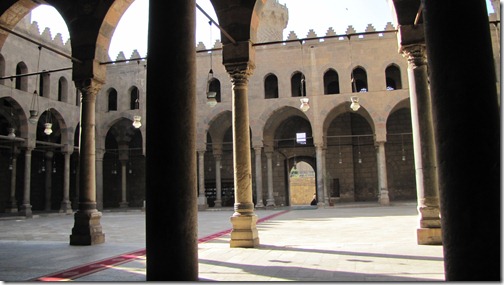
(0, 202, 446, 282)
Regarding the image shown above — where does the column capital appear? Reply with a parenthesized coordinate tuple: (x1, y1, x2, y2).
(225, 62, 255, 86)
(75, 78, 104, 99)
(401, 44, 427, 68)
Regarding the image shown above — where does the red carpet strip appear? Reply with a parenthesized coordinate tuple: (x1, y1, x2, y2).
(32, 209, 289, 281)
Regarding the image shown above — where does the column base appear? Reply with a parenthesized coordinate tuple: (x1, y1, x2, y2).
(379, 192, 390, 206)
(255, 200, 265, 208)
(198, 196, 208, 210)
(59, 200, 73, 214)
(20, 204, 32, 218)
(214, 199, 222, 208)
(230, 214, 259, 248)
(5, 201, 18, 213)
(119, 201, 129, 208)
(266, 198, 275, 207)
(417, 227, 442, 245)
(70, 210, 105, 245)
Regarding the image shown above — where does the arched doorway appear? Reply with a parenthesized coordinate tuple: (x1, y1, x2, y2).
(289, 160, 316, 206)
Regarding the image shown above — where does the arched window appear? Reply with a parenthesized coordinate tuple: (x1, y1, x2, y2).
(15, 62, 28, 91)
(323, 69, 340, 95)
(264, 73, 279, 99)
(351, 67, 368, 92)
(208, 78, 221, 103)
(385, 64, 402, 90)
(130, 86, 140, 109)
(58, 77, 68, 102)
(108, 88, 118, 111)
(39, 72, 50, 98)
(291, 71, 306, 97)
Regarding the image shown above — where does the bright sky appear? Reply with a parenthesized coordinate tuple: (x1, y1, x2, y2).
(30, 0, 495, 60)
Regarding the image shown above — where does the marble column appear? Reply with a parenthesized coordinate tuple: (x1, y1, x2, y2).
(253, 147, 264, 208)
(315, 144, 325, 206)
(145, 0, 198, 279)
(376, 141, 390, 206)
(6, 146, 19, 213)
(95, 148, 104, 211)
(70, 78, 105, 245)
(265, 150, 275, 207)
(20, 147, 33, 217)
(227, 60, 259, 248)
(423, 0, 500, 279)
(401, 44, 441, 245)
(119, 160, 128, 208)
(321, 146, 329, 205)
(44, 151, 53, 211)
(60, 150, 73, 214)
(214, 153, 222, 208)
(197, 150, 207, 210)
(118, 145, 129, 208)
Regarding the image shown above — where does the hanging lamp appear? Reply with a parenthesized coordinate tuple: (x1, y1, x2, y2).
(132, 60, 142, 128)
(44, 108, 53, 135)
(298, 41, 310, 112)
(206, 21, 218, 107)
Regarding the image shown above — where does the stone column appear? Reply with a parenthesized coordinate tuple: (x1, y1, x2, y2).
(401, 44, 441, 245)
(146, 0, 198, 279)
(60, 150, 73, 214)
(118, 145, 129, 208)
(20, 147, 33, 217)
(226, 60, 259, 248)
(315, 144, 325, 206)
(95, 148, 104, 211)
(376, 141, 390, 206)
(253, 147, 264, 208)
(197, 150, 207, 210)
(119, 160, 128, 208)
(44, 151, 53, 211)
(214, 153, 222, 208)
(70, 78, 105, 245)
(6, 146, 19, 213)
(422, 1, 500, 280)
(265, 150, 275, 207)
(321, 146, 329, 205)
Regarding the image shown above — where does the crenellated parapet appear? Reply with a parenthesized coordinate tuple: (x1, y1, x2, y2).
(13, 15, 71, 53)
(283, 22, 397, 44)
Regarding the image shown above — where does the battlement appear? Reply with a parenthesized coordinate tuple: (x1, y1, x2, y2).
(14, 16, 71, 53)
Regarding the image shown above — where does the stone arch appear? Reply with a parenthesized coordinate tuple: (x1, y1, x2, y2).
(0, 96, 28, 139)
(385, 105, 415, 201)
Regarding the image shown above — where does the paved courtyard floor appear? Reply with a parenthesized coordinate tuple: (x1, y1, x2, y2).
(0, 201, 446, 282)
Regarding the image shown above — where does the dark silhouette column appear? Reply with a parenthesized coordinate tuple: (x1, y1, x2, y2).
(70, 78, 105, 245)
(20, 147, 33, 217)
(422, 0, 500, 280)
(6, 146, 19, 213)
(60, 148, 73, 214)
(145, 0, 198, 280)
(44, 151, 53, 211)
